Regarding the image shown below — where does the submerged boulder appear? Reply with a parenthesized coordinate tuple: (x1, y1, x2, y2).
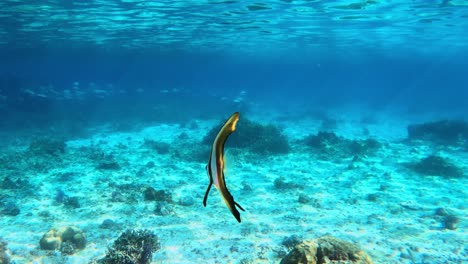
(280, 236, 373, 264)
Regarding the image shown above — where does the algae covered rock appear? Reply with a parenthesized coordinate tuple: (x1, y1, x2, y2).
(39, 226, 86, 255)
(280, 236, 372, 264)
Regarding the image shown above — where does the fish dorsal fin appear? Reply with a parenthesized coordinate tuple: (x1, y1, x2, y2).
(214, 112, 239, 153)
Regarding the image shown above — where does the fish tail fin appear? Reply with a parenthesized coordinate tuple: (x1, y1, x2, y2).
(235, 202, 245, 212)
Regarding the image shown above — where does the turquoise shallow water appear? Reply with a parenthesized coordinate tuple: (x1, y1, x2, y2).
(0, 1, 467, 264)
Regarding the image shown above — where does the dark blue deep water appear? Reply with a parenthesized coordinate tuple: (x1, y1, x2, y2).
(1, 0, 468, 130)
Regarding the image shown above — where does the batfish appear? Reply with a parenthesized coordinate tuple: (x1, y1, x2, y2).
(203, 112, 245, 223)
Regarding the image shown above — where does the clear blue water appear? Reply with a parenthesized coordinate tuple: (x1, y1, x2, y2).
(0, 1, 467, 263)
(1, 0, 467, 116)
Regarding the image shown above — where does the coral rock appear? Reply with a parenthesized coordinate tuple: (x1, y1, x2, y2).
(144, 187, 172, 202)
(408, 155, 464, 178)
(281, 236, 373, 264)
(39, 226, 86, 254)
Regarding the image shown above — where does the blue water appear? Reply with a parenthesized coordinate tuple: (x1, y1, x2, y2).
(1, 0, 468, 119)
(0, 1, 467, 263)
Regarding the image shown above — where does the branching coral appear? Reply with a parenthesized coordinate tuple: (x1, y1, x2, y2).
(96, 229, 160, 264)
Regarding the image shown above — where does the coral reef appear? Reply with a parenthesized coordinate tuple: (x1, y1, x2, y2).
(95, 229, 160, 264)
(202, 118, 290, 155)
(39, 226, 86, 255)
(0, 237, 10, 264)
(407, 120, 468, 144)
(280, 236, 373, 264)
(407, 155, 464, 178)
(303, 131, 381, 160)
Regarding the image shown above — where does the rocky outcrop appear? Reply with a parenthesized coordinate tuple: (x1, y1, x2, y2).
(280, 236, 373, 264)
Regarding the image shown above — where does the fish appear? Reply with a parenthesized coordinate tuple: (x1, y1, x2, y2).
(203, 112, 245, 223)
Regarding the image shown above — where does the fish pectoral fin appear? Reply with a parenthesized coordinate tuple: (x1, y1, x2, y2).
(203, 181, 213, 207)
(235, 201, 245, 212)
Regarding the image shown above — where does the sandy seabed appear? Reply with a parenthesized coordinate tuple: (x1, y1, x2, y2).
(0, 109, 467, 264)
